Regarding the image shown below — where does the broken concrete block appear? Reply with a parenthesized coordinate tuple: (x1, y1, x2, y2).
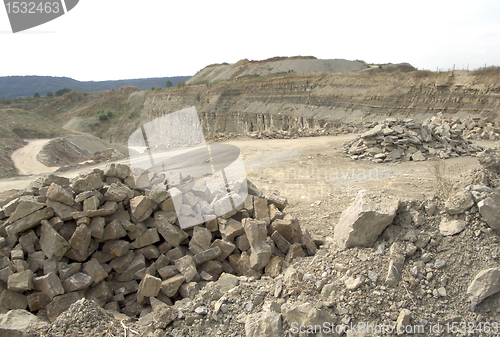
(158, 265, 179, 280)
(175, 255, 199, 283)
(243, 218, 272, 270)
(68, 224, 92, 254)
(62, 272, 92, 292)
(0, 290, 27, 309)
(40, 220, 70, 260)
(83, 258, 108, 286)
(253, 197, 270, 224)
(334, 191, 399, 249)
(46, 183, 74, 206)
(33, 272, 64, 299)
(268, 193, 287, 210)
(7, 270, 33, 292)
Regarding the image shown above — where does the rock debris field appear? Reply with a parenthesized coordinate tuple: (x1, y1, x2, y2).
(2, 147, 500, 336)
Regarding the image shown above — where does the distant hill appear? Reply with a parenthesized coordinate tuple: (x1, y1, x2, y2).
(187, 56, 370, 84)
(0, 75, 192, 98)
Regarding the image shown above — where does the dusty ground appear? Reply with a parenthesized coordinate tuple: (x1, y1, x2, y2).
(2, 134, 492, 239)
(10, 139, 58, 175)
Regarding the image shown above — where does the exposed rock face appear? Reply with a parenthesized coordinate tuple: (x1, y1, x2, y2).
(334, 191, 399, 249)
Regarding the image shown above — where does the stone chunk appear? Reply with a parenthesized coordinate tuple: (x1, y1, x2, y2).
(175, 256, 199, 283)
(130, 196, 151, 220)
(99, 219, 127, 241)
(109, 250, 134, 273)
(72, 172, 104, 193)
(46, 200, 76, 221)
(467, 268, 500, 311)
(68, 224, 92, 254)
(83, 258, 108, 286)
(396, 309, 412, 335)
(269, 219, 295, 242)
(334, 191, 399, 249)
(220, 218, 244, 242)
(243, 218, 272, 270)
(40, 220, 70, 260)
(253, 197, 270, 224)
(194, 247, 221, 265)
(46, 291, 84, 322)
(27, 292, 51, 311)
(440, 218, 466, 236)
(83, 195, 100, 211)
(102, 240, 130, 256)
(245, 311, 283, 337)
(210, 239, 236, 261)
(0, 309, 46, 337)
(444, 190, 475, 215)
(7, 270, 33, 292)
(62, 272, 92, 292)
(116, 254, 145, 282)
(235, 234, 251, 252)
(6, 208, 54, 236)
(71, 201, 118, 219)
(265, 256, 283, 278)
(478, 193, 500, 233)
(46, 183, 74, 206)
(267, 193, 287, 210)
(8, 200, 46, 223)
(0, 290, 27, 309)
(179, 282, 199, 299)
(285, 243, 305, 263)
(89, 217, 105, 239)
(131, 228, 160, 249)
(161, 274, 185, 297)
(104, 182, 134, 202)
(189, 226, 212, 254)
(137, 274, 162, 300)
(154, 219, 188, 247)
(33, 272, 64, 299)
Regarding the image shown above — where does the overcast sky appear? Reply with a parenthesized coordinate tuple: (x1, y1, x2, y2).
(1, 0, 499, 81)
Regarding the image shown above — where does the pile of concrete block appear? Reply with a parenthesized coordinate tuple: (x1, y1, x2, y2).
(0, 164, 317, 321)
(344, 115, 484, 163)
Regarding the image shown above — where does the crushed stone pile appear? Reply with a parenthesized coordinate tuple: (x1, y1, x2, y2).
(0, 163, 317, 324)
(343, 114, 485, 163)
(249, 124, 363, 140)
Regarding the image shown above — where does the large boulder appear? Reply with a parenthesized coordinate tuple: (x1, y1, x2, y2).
(444, 190, 475, 215)
(334, 191, 399, 249)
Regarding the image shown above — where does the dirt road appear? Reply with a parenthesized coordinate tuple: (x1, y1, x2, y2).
(1, 134, 494, 239)
(11, 139, 58, 176)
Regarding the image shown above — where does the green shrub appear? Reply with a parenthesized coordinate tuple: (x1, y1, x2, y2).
(99, 114, 108, 121)
(33, 93, 40, 98)
(46, 92, 54, 97)
(176, 81, 185, 88)
(106, 111, 113, 118)
(55, 88, 71, 96)
(165, 80, 173, 88)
